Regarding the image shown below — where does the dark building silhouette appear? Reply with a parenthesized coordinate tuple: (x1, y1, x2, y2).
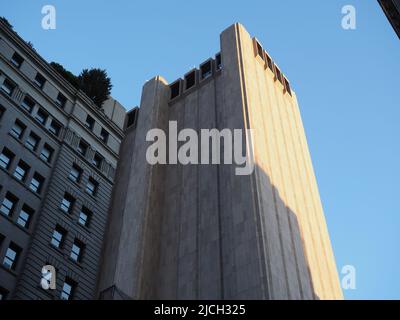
(379, 0, 400, 38)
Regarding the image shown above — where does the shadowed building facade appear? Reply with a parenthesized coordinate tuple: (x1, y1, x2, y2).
(98, 23, 343, 300)
(0, 20, 126, 300)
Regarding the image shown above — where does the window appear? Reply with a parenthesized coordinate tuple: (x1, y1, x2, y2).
(3, 242, 21, 270)
(60, 193, 75, 214)
(40, 144, 54, 163)
(11, 52, 24, 68)
(13, 160, 30, 181)
(265, 52, 273, 71)
(0, 104, 5, 120)
(0, 147, 15, 170)
(185, 70, 196, 90)
(10, 119, 26, 139)
(60, 278, 76, 300)
(0, 287, 9, 300)
(1, 79, 16, 96)
(200, 60, 212, 79)
(77, 139, 88, 157)
(215, 53, 222, 70)
(78, 207, 92, 227)
(85, 115, 95, 130)
(70, 239, 84, 262)
(35, 108, 48, 125)
(284, 77, 292, 96)
(126, 108, 138, 129)
(56, 92, 67, 108)
(17, 205, 34, 229)
(69, 164, 82, 183)
(86, 177, 98, 196)
(92, 153, 103, 169)
(51, 225, 66, 248)
(34, 72, 46, 89)
(170, 81, 180, 100)
(256, 40, 263, 57)
(21, 95, 35, 113)
(29, 172, 44, 194)
(100, 128, 109, 143)
(49, 119, 62, 136)
(0, 192, 18, 217)
(274, 65, 283, 84)
(25, 132, 40, 151)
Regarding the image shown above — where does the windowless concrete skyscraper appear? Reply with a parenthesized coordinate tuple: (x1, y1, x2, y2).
(98, 23, 343, 300)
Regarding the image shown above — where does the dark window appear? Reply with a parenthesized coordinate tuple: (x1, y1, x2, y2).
(10, 119, 26, 139)
(78, 206, 92, 227)
(49, 119, 62, 136)
(170, 81, 180, 100)
(92, 153, 103, 169)
(56, 92, 67, 108)
(0, 147, 15, 170)
(51, 225, 66, 248)
(274, 65, 283, 84)
(77, 139, 88, 157)
(256, 40, 263, 57)
(126, 108, 138, 128)
(11, 52, 24, 68)
(100, 128, 109, 143)
(29, 172, 44, 194)
(0, 192, 18, 217)
(40, 144, 54, 163)
(1, 79, 16, 96)
(34, 72, 46, 89)
(61, 278, 76, 300)
(17, 205, 34, 229)
(85, 115, 95, 130)
(185, 71, 196, 90)
(60, 193, 75, 213)
(86, 177, 98, 196)
(35, 108, 48, 125)
(70, 239, 84, 262)
(3, 242, 21, 270)
(25, 132, 40, 151)
(284, 77, 292, 96)
(216, 53, 222, 70)
(0, 287, 9, 300)
(21, 95, 35, 113)
(3, 243, 21, 270)
(0, 104, 5, 120)
(265, 52, 273, 71)
(200, 61, 212, 79)
(13, 160, 30, 181)
(69, 164, 82, 183)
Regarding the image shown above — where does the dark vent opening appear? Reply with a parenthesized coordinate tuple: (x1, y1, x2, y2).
(200, 61, 212, 79)
(185, 71, 196, 90)
(216, 53, 222, 70)
(170, 81, 180, 100)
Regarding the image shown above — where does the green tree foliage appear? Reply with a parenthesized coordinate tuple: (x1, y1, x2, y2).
(50, 63, 112, 108)
(50, 62, 80, 89)
(78, 68, 112, 108)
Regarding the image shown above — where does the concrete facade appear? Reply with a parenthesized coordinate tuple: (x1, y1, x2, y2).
(0, 20, 126, 299)
(98, 23, 343, 300)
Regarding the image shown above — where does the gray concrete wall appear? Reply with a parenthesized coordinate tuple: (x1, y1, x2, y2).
(97, 23, 343, 300)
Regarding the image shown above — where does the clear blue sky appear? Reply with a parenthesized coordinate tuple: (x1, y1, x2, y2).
(2, 0, 399, 299)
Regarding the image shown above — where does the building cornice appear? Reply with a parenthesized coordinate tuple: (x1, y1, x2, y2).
(0, 20, 125, 139)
